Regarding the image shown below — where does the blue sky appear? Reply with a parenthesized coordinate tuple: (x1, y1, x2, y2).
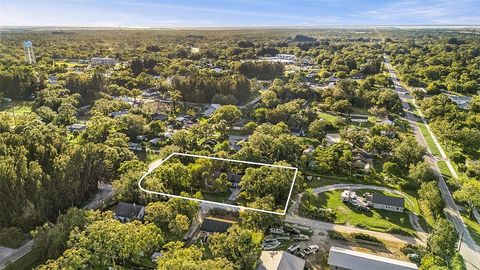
(1, 0, 479, 27)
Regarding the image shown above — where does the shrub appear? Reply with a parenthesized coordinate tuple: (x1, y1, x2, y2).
(209, 207, 239, 218)
(450, 252, 467, 270)
(328, 230, 348, 241)
(351, 232, 381, 243)
(387, 227, 412, 236)
(300, 206, 336, 222)
(0, 227, 24, 248)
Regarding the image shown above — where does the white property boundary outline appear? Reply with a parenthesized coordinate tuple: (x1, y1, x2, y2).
(138, 152, 298, 215)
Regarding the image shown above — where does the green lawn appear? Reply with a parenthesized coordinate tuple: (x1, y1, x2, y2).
(202, 191, 230, 203)
(437, 161, 461, 192)
(461, 214, 480, 246)
(0, 100, 33, 115)
(318, 112, 338, 123)
(350, 106, 370, 115)
(304, 173, 352, 188)
(417, 122, 441, 157)
(312, 190, 416, 236)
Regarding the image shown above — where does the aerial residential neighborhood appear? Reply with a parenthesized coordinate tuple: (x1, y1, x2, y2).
(0, 1, 480, 270)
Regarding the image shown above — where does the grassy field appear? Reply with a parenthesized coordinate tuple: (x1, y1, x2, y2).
(0, 100, 33, 115)
(318, 112, 338, 122)
(202, 191, 230, 203)
(417, 122, 442, 157)
(314, 190, 416, 236)
(437, 160, 461, 192)
(461, 214, 480, 246)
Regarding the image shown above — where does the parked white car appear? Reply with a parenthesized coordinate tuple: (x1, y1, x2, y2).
(287, 244, 301, 253)
(295, 250, 306, 258)
(303, 245, 319, 255)
(262, 239, 281, 250)
(263, 238, 279, 245)
(292, 234, 309, 241)
(269, 228, 285, 235)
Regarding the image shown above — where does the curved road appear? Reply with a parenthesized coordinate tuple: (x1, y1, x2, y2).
(288, 183, 427, 242)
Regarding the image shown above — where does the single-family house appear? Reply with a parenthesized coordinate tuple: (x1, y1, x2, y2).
(232, 118, 250, 131)
(48, 75, 58, 84)
(128, 142, 143, 151)
(448, 95, 472, 110)
(349, 114, 369, 124)
(325, 133, 341, 146)
(114, 202, 145, 222)
(108, 110, 128, 118)
(228, 135, 249, 151)
(303, 145, 315, 155)
(152, 113, 168, 121)
(149, 137, 163, 145)
(151, 252, 162, 262)
(257, 251, 306, 270)
(328, 246, 417, 270)
(67, 123, 87, 133)
(199, 217, 236, 234)
(213, 172, 243, 188)
(91, 57, 117, 66)
(203, 104, 221, 117)
(369, 193, 405, 212)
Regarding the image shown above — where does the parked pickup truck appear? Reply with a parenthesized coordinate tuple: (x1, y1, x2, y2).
(303, 245, 319, 255)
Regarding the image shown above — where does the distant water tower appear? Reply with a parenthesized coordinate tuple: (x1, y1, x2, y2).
(23, 40, 36, 64)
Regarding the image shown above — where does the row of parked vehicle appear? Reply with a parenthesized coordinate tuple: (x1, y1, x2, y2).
(287, 244, 319, 258)
(261, 224, 313, 250)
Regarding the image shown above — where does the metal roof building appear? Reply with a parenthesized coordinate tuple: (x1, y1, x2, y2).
(328, 246, 418, 270)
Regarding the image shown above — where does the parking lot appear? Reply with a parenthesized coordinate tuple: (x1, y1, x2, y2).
(262, 222, 412, 269)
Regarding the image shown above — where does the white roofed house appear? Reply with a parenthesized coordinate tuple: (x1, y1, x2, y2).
(67, 123, 87, 133)
(91, 57, 117, 66)
(228, 135, 249, 151)
(328, 246, 418, 270)
(276, 54, 296, 61)
(203, 104, 221, 117)
(447, 94, 472, 110)
(325, 133, 341, 146)
(257, 251, 305, 270)
(349, 114, 369, 124)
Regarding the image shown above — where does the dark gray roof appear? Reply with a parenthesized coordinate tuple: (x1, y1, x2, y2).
(199, 218, 235, 233)
(372, 194, 404, 208)
(115, 202, 144, 219)
(152, 113, 168, 121)
(212, 172, 243, 183)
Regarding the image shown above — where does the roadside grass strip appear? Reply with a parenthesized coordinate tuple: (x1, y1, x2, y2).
(417, 121, 442, 157)
(461, 214, 480, 247)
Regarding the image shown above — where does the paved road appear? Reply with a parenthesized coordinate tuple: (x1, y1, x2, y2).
(384, 57, 480, 270)
(0, 182, 114, 269)
(285, 214, 424, 245)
